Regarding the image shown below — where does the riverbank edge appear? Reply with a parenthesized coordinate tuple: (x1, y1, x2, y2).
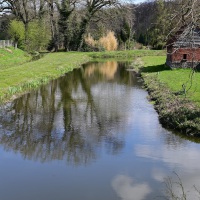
(137, 58, 200, 137)
(0, 52, 92, 104)
(0, 50, 165, 105)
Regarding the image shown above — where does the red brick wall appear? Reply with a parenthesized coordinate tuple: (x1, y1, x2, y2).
(171, 48, 200, 62)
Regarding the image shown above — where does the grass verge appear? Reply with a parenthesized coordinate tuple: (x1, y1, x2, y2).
(88, 49, 165, 59)
(138, 56, 200, 136)
(0, 51, 91, 103)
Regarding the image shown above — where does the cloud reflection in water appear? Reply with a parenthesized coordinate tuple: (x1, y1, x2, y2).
(135, 144, 200, 199)
(112, 175, 151, 200)
(135, 144, 200, 170)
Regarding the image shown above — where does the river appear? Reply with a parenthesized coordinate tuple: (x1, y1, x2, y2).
(0, 61, 200, 200)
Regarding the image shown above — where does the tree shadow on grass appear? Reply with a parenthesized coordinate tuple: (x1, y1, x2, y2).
(142, 63, 200, 73)
(142, 64, 171, 73)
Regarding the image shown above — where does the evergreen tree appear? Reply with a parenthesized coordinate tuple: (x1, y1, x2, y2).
(120, 19, 131, 50)
(149, 0, 170, 49)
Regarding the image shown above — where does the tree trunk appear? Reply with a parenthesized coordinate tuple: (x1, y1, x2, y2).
(48, 0, 58, 51)
(77, 16, 90, 51)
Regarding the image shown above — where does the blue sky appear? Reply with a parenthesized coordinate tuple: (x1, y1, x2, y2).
(134, 0, 146, 3)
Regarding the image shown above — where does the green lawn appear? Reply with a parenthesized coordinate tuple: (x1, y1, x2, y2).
(0, 47, 31, 69)
(141, 56, 200, 105)
(0, 50, 91, 102)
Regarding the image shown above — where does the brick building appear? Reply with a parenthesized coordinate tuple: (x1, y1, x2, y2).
(166, 25, 200, 68)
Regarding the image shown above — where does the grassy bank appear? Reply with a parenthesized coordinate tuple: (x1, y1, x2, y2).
(0, 51, 91, 103)
(142, 56, 200, 105)
(139, 56, 200, 136)
(0, 47, 31, 69)
(88, 49, 165, 59)
(0, 49, 165, 104)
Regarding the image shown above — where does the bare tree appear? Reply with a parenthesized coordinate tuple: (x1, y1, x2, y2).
(167, 0, 200, 37)
(76, 0, 132, 50)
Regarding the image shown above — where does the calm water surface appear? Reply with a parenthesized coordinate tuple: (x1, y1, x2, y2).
(0, 61, 200, 200)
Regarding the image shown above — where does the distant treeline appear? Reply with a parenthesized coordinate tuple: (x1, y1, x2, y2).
(0, 0, 199, 52)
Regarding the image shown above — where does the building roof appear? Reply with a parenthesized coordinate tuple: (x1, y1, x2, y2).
(167, 24, 200, 48)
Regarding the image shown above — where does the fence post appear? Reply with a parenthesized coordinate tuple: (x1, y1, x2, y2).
(0, 40, 14, 48)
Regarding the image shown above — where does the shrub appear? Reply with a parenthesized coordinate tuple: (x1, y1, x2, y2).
(85, 34, 96, 47)
(84, 31, 118, 51)
(8, 20, 25, 49)
(99, 31, 118, 51)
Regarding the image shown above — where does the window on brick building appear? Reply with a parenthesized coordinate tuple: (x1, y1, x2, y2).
(183, 54, 187, 60)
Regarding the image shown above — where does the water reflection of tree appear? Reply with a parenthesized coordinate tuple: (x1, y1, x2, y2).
(0, 61, 135, 165)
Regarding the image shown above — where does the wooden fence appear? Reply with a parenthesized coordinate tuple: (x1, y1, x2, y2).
(0, 40, 14, 48)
